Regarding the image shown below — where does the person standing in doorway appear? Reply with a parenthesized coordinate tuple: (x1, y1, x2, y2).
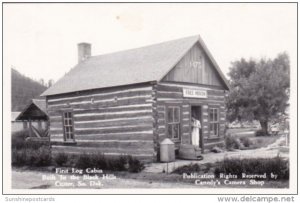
(191, 114, 201, 147)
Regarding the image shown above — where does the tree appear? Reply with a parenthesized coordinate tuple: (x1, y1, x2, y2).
(11, 68, 47, 111)
(47, 79, 54, 87)
(39, 78, 45, 86)
(226, 53, 290, 135)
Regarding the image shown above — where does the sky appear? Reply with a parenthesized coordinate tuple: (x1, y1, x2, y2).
(3, 3, 297, 83)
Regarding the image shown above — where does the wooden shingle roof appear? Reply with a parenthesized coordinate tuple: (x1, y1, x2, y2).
(42, 35, 229, 96)
(32, 99, 47, 113)
(16, 99, 48, 121)
(11, 112, 21, 121)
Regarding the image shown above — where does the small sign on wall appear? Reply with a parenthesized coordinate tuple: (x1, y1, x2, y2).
(183, 88, 207, 98)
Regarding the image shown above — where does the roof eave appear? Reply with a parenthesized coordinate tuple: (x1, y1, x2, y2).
(41, 81, 158, 97)
(15, 103, 34, 121)
(197, 36, 231, 90)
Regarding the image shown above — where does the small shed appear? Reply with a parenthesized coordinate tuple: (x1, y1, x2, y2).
(15, 99, 49, 137)
(41, 35, 230, 162)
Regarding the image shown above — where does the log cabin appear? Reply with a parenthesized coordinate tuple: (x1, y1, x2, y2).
(41, 35, 230, 162)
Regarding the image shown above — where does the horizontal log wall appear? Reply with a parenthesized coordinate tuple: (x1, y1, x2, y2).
(156, 82, 226, 151)
(47, 84, 156, 162)
(203, 99, 226, 150)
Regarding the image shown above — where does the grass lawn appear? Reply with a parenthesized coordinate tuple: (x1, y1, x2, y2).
(249, 136, 282, 148)
(227, 128, 258, 135)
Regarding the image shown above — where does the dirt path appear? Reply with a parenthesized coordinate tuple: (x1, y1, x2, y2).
(144, 135, 289, 173)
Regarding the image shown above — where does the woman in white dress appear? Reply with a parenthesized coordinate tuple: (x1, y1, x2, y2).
(191, 117, 201, 147)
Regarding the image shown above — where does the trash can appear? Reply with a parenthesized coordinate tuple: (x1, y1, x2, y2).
(160, 138, 175, 162)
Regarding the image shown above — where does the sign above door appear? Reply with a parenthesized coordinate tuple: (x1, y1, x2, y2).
(183, 88, 207, 99)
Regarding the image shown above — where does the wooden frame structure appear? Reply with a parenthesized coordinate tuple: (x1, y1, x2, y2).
(15, 99, 49, 138)
(41, 35, 230, 162)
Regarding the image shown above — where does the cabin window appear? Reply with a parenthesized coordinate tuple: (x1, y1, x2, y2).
(167, 106, 180, 140)
(63, 111, 74, 141)
(209, 108, 219, 137)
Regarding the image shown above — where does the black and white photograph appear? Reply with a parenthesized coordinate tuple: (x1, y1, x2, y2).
(2, 2, 298, 196)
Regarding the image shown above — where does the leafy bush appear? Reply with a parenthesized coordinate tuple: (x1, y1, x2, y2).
(12, 146, 51, 167)
(172, 163, 201, 174)
(91, 154, 107, 169)
(172, 163, 216, 174)
(11, 130, 29, 150)
(29, 146, 52, 167)
(73, 153, 111, 170)
(106, 155, 128, 171)
(12, 129, 30, 139)
(12, 129, 51, 167)
(12, 132, 144, 172)
(211, 146, 223, 153)
(59, 153, 144, 173)
(255, 129, 267, 137)
(53, 153, 69, 167)
(128, 156, 145, 173)
(12, 130, 49, 150)
(225, 135, 243, 150)
(74, 153, 93, 169)
(12, 148, 27, 166)
(214, 156, 289, 180)
(239, 137, 254, 148)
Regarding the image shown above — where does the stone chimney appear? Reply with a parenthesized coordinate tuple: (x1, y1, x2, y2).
(78, 42, 91, 63)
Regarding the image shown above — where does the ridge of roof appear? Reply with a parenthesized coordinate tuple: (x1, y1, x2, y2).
(91, 35, 200, 59)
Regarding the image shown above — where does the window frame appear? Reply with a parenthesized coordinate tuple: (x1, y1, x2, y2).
(62, 110, 75, 142)
(166, 105, 181, 141)
(209, 107, 219, 137)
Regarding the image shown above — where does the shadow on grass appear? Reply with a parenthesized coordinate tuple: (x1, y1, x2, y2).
(30, 184, 52, 189)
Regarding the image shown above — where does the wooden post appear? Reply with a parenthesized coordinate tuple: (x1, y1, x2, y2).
(200, 130, 204, 153)
(199, 106, 204, 153)
(46, 120, 50, 138)
(166, 163, 169, 174)
(38, 120, 42, 130)
(29, 119, 32, 137)
(23, 121, 28, 129)
(46, 120, 49, 131)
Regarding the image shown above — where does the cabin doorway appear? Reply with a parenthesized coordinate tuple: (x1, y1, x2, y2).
(191, 106, 203, 150)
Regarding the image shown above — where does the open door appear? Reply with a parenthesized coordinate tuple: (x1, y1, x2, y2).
(177, 105, 204, 160)
(191, 106, 204, 151)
